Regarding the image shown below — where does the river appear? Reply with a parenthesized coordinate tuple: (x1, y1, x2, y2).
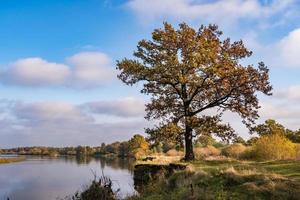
(0, 155, 136, 200)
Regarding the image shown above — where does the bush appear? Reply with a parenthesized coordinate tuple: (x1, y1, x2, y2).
(240, 147, 256, 160)
(252, 134, 296, 160)
(294, 143, 300, 160)
(128, 134, 149, 159)
(165, 149, 184, 157)
(221, 143, 247, 159)
(194, 145, 221, 160)
(67, 175, 117, 200)
(134, 149, 149, 159)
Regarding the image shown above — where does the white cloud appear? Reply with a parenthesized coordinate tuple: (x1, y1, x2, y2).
(67, 52, 116, 87)
(0, 98, 147, 147)
(258, 99, 300, 130)
(126, 0, 294, 23)
(13, 101, 93, 123)
(242, 27, 300, 69)
(279, 28, 300, 67)
(0, 51, 116, 88)
(84, 97, 146, 117)
(4, 58, 71, 86)
(274, 85, 300, 101)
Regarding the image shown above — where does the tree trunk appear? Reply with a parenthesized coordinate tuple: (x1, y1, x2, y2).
(184, 124, 195, 161)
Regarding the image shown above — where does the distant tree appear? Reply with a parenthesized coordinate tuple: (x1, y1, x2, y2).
(128, 134, 149, 158)
(76, 146, 87, 156)
(286, 129, 300, 143)
(105, 142, 121, 154)
(85, 146, 94, 155)
(253, 119, 285, 136)
(254, 119, 300, 143)
(117, 23, 272, 160)
(232, 136, 246, 145)
(118, 142, 129, 157)
(246, 137, 258, 146)
(195, 134, 216, 147)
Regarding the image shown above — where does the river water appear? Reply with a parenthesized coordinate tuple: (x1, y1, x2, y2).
(0, 156, 135, 200)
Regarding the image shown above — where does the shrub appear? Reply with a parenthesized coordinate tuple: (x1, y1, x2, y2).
(239, 147, 256, 160)
(194, 145, 221, 160)
(252, 134, 296, 160)
(67, 175, 117, 200)
(221, 143, 247, 159)
(295, 143, 300, 160)
(128, 134, 149, 159)
(195, 135, 216, 147)
(165, 149, 184, 157)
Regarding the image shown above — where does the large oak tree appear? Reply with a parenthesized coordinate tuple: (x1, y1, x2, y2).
(117, 23, 272, 160)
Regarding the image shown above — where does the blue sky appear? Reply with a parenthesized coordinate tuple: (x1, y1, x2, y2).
(1, 0, 300, 147)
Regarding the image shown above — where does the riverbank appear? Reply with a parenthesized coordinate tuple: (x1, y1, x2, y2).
(0, 156, 25, 164)
(67, 159, 300, 199)
(127, 160, 300, 200)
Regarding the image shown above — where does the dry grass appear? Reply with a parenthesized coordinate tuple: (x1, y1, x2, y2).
(194, 145, 221, 160)
(165, 149, 184, 157)
(221, 143, 248, 159)
(295, 143, 300, 160)
(137, 155, 182, 165)
(129, 164, 300, 200)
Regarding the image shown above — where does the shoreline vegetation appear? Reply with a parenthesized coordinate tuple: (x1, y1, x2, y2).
(0, 156, 25, 164)
(2, 132, 300, 200)
(1, 128, 300, 199)
(127, 160, 300, 200)
(66, 159, 300, 200)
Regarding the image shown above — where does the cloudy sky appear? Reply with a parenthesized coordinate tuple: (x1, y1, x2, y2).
(0, 0, 300, 147)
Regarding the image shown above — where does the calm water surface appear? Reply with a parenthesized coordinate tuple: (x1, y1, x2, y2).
(0, 156, 135, 200)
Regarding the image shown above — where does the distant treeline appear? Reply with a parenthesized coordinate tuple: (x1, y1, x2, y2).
(0, 143, 127, 157)
(0, 134, 149, 159)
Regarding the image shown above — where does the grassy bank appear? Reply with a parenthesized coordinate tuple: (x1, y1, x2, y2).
(128, 160, 300, 200)
(65, 158, 300, 200)
(191, 160, 300, 180)
(0, 156, 25, 164)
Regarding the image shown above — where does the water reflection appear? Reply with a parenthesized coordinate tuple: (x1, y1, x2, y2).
(0, 156, 135, 200)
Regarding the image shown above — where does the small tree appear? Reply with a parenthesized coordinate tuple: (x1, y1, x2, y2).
(253, 134, 296, 160)
(253, 119, 285, 136)
(232, 136, 246, 145)
(286, 129, 300, 143)
(128, 134, 149, 159)
(117, 23, 272, 160)
(118, 142, 129, 158)
(254, 119, 300, 143)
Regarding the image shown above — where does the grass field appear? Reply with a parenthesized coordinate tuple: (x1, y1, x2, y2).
(191, 160, 300, 181)
(129, 159, 300, 200)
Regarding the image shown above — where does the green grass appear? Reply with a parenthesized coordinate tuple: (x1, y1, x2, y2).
(0, 156, 25, 164)
(255, 160, 300, 181)
(190, 160, 300, 181)
(130, 160, 300, 200)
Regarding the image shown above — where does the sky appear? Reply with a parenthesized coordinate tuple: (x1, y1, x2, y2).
(1, 0, 300, 147)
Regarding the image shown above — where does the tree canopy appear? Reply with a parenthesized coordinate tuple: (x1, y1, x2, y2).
(128, 134, 149, 159)
(117, 23, 272, 160)
(253, 119, 300, 143)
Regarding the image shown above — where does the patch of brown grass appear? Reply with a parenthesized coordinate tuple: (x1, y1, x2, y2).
(165, 149, 184, 157)
(194, 145, 221, 160)
(221, 143, 248, 159)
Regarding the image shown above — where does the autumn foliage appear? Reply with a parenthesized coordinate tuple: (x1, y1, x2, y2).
(117, 23, 272, 160)
(128, 134, 149, 159)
